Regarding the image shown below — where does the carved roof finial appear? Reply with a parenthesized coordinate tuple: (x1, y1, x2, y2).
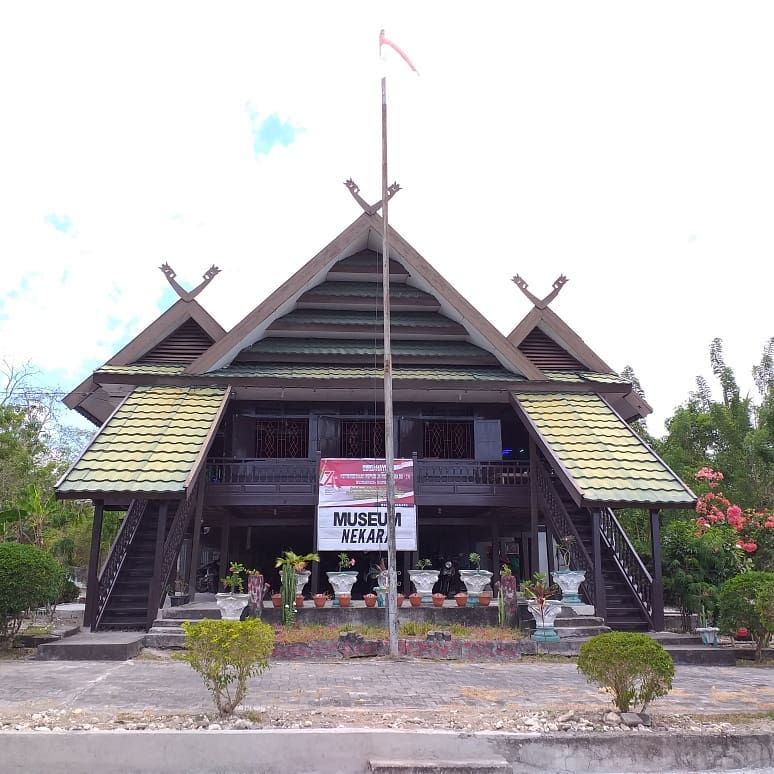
(512, 274, 568, 309)
(344, 178, 400, 215)
(160, 263, 221, 302)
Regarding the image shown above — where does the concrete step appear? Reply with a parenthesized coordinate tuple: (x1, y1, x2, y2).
(557, 624, 611, 638)
(369, 760, 509, 774)
(145, 629, 186, 649)
(37, 632, 145, 660)
(554, 616, 605, 627)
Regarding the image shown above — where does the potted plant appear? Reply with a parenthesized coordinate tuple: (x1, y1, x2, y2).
(551, 535, 586, 605)
(696, 604, 721, 646)
(459, 552, 493, 607)
(409, 592, 422, 607)
(215, 562, 249, 620)
(454, 592, 468, 607)
(295, 593, 305, 610)
(478, 590, 492, 606)
(326, 552, 358, 607)
(246, 569, 266, 618)
(396, 593, 405, 608)
(523, 572, 562, 642)
(364, 593, 377, 608)
(271, 592, 282, 608)
(275, 550, 319, 626)
(313, 593, 329, 609)
(408, 558, 439, 603)
(170, 576, 190, 607)
(338, 593, 352, 608)
(432, 592, 445, 608)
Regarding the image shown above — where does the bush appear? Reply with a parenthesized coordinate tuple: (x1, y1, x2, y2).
(0, 543, 63, 645)
(719, 571, 774, 661)
(179, 619, 274, 716)
(57, 576, 80, 604)
(577, 632, 675, 712)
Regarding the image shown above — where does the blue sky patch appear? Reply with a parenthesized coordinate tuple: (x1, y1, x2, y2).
(246, 106, 303, 157)
(44, 213, 72, 233)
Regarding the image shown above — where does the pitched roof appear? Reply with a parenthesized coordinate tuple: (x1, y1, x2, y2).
(512, 392, 695, 507)
(56, 386, 230, 498)
(185, 213, 544, 380)
(64, 299, 226, 425)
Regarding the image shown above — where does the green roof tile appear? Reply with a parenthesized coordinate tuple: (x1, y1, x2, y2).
(242, 338, 491, 359)
(57, 386, 228, 496)
(209, 364, 523, 381)
(514, 392, 695, 506)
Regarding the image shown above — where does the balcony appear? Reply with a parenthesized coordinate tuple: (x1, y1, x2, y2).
(204, 457, 529, 507)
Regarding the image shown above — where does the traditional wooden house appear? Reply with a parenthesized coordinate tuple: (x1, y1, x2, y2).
(56, 207, 695, 633)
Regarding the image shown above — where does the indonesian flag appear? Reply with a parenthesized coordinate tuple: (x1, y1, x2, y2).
(379, 29, 419, 75)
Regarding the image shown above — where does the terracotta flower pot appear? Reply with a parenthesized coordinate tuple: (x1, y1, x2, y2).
(338, 594, 351, 608)
(313, 594, 327, 609)
(478, 593, 492, 606)
(364, 594, 377, 608)
(454, 593, 468, 607)
(396, 593, 405, 608)
(295, 594, 305, 609)
(432, 593, 445, 608)
(409, 593, 422, 607)
(271, 593, 282, 609)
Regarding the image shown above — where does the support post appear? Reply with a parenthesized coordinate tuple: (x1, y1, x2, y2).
(491, 514, 500, 587)
(650, 508, 665, 631)
(591, 508, 607, 620)
(528, 439, 539, 579)
(311, 453, 321, 595)
(148, 502, 169, 629)
(187, 481, 206, 599)
(520, 533, 530, 581)
(546, 531, 555, 577)
(85, 499, 104, 630)
(219, 514, 231, 588)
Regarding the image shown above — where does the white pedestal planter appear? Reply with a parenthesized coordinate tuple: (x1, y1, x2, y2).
(408, 570, 440, 603)
(527, 599, 562, 642)
(215, 593, 249, 621)
(696, 626, 721, 646)
(552, 569, 586, 605)
(326, 571, 358, 606)
(294, 571, 311, 596)
(459, 569, 493, 606)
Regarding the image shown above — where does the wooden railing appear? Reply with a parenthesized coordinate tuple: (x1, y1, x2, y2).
(93, 499, 148, 631)
(206, 458, 319, 486)
(414, 459, 529, 487)
(599, 507, 655, 627)
(533, 461, 597, 609)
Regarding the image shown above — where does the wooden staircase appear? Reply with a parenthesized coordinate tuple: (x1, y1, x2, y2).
(97, 503, 172, 631)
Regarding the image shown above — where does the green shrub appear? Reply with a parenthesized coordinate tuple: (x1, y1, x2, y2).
(719, 571, 774, 661)
(0, 543, 63, 645)
(577, 632, 675, 712)
(179, 619, 274, 716)
(57, 575, 80, 604)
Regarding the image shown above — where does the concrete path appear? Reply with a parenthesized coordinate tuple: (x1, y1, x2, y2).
(1, 658, 773, 715)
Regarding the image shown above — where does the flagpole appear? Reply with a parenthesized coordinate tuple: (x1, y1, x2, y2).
(381, 38, 399, 657)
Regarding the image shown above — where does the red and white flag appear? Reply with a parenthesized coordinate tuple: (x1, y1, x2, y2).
(379, 29, 419, 76)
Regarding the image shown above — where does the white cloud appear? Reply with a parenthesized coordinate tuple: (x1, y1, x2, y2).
(0, 1, 771, 431)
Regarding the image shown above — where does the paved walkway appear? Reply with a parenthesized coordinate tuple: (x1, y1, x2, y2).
(1, 659, 773, 716)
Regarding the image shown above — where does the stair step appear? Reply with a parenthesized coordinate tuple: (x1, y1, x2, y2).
(369, 761, 510, 774)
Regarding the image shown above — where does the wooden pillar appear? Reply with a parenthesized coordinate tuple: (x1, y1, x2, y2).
(546, 531, 555, 577)
(520, 533, 530, 581)
(591, 508, 607, 619)
(85, 499, 104, 630)
(187, 481, 206, 598)
(311, 452, 321, 595)
(650, 508, 665, 631)
(491, 514, 500, 587)
(219, 514, 231, 588)
(528, 439, 539, 579)
(148, 502, 169, 628)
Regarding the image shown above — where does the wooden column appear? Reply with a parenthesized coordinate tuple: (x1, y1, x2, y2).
(311, 453, 321, 595)
(546, 531, 555, 577)
(219, 514, 231, 587)
(85, 499, 104, 630)
(491, 514, 500, 587)
(591, 508, 607, 619)
(520, 533, 530, 581)
(148, 502, 169, 628)
(650, 508, 665, 631)
(528, 439, 539, 579)
(187, 481, 206, 598)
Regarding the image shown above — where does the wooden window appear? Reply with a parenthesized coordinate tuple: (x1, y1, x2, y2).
(341, 419, 385, 458)
(255, 419, 309, 458)
(423, 421, 473, 459)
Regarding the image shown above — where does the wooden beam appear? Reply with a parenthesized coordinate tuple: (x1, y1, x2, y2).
(650, 508, 665, 631)
(528, 439, 539, 577)
(591, 508, 607, 620)
(491, 514, 500, 587)
(85, 499, 104, 630)
(148, 502, 169, 629)
(187, 481, 206, 597)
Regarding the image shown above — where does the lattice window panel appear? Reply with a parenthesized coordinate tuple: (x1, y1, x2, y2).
(423, 421, 473, 459)
(255, 419, 309, 458)
(341, 420, 386, 458)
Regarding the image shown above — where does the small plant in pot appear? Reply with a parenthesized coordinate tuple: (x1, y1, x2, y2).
(478, 589, 492, 607)
(338, 593, 352, 608)
(408, 558, 439, 604)
(459, 552, 493, 606)
(216, 562, 249, 621)
(409, 592, 422, 607)
(432, 592, 445, 608)
(695, 604, 720, 646)
(326, 552, 358, 606)
(396, 593, 405, 608)
(170, 576, 190, 606)
(551, 535, 586, 606)
(313, 593, 330, 609)
(454, 592, 468, 607)
(364, 593, 377, 608)
(522, 572, 562, 642)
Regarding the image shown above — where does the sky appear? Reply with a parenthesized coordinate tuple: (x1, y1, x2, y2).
(0, 1, 771, 435)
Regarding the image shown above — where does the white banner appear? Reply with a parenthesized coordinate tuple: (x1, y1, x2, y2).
(317, 505, 417, 551)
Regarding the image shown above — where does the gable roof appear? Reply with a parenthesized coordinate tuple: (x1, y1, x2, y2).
(64, 299, 226, 425)
(186, 213, 544, 380)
